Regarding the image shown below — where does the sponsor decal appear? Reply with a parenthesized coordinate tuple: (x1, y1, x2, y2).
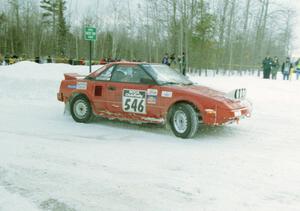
(147, 89, 158, 104)
(161, 91, 173, 98)
(147, 95, 157, 104)
(77, 82, 87, 90)
(67, 85, 77, 89)
(147, 89, 158, 96)
(122, 89, 147, 114)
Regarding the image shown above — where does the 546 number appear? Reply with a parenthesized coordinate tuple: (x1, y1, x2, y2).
(124, 98, 145, 113)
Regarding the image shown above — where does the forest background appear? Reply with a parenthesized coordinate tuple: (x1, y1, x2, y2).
(0, 0, 299, 70)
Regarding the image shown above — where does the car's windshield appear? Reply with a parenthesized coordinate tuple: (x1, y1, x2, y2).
(142, 64, 193, 85)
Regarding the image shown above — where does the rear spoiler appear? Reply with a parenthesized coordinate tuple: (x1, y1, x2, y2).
(64, 73, 87, 80)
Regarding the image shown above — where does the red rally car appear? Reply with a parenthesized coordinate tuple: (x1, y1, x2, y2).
(57, 62, 252, 138)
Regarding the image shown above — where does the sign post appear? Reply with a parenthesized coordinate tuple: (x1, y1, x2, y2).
(84, 26, 96, 73)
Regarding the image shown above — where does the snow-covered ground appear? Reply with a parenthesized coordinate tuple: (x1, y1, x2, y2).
(0, 62, 300, 211)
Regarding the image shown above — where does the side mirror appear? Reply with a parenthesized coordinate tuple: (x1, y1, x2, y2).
(140, 78, 156, 85)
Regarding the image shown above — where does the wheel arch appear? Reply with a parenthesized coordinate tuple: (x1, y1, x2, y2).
(166, 100, 202, 122)
(69, 92, 91, 104)
(68, 92, 95, 112)
(69, 92, 95, 123)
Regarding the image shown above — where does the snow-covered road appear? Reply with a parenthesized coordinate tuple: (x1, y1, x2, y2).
(0, 62, 300, 211)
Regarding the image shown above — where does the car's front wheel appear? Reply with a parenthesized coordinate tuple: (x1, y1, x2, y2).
(169, 103, 199, 139)
(70, 95, 93, 123)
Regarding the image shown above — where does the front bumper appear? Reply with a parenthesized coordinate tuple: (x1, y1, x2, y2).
(203, 103, 252, 126)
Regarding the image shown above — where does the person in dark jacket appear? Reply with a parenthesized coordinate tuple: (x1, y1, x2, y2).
(281, 57, 292, 80)
(47, 56, 52, 63)
(262, 56, 273, 79)
(68, 58, 74, 65)
(181, 52, 187, 75)
(4, 55, 9, 65)
(162, 53, 170, 66)
(35, 56, 40, 64)
(296, 59, 300, 80)
(271, 56, 280, 80)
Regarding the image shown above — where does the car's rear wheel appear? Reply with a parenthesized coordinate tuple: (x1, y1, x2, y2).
(169, 103, 199, 139)
(70, 95, 93, 123)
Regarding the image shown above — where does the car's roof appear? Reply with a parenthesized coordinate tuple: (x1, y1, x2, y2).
(107, 61, 147, 65)
(106, 61, 164, 66)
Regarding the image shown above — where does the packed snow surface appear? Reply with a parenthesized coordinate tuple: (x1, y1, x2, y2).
(0, 62, 300, 211)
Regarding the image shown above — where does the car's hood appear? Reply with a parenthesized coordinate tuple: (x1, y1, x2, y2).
(167, 84, 226, 99)
(188, 85, 226, 97)
(166, 84, 247, 109)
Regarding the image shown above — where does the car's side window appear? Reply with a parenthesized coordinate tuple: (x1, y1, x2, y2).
(111, 66, 129, 82)
(130, 66, 153, 83)
(96, 66, 114, 81)
(111, 65, 153, 83)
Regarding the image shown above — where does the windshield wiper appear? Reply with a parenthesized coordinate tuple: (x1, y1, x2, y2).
(161, 82, 193, 86)
(85, 76, 95, 80)
(161, 82, 180, 85)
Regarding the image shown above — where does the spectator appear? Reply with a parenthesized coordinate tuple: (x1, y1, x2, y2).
(262, 56, 273, 79)
(47, 56, 52, 63)
(181, 52, 187, 76)
(79, 58, 85, 65)
(281, 57, 292, 80)
(162, 53, 170, 66)
(177, 55, 181, 67)
(68, 58, 74, 65)
(99, 58, 107, 65)
(9, 56, 15, 65)
(170, 53, 176, 68)
(0, 53, 3, 65)
(107, 56, 113, 63)
(271, 56, 280, 80)
(35, 56, 40, 64)
(20, 54, 26, 62)
(18, 55, 24, 62)
(296, 59, 300, 80)
(4, 55, 9, 65)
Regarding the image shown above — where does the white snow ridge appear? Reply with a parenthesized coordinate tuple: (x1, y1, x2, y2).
(0, 62, 300, 211)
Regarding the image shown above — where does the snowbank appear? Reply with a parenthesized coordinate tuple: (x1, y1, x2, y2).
(0, 61, 101, 80)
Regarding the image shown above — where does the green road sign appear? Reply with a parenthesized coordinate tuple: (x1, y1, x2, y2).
(85, 27, 96, 41)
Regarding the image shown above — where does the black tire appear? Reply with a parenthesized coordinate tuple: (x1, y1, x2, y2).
(70, 95, 93, 123)
(169, 103, 199, 139)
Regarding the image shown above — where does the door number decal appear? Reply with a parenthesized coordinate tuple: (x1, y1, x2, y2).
(122, 89, 146, 114)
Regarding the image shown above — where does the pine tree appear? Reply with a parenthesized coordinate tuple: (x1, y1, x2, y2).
(57, 0, 67, 56)
(40, 0, 68, 56)
(40, 0, 58, 55)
